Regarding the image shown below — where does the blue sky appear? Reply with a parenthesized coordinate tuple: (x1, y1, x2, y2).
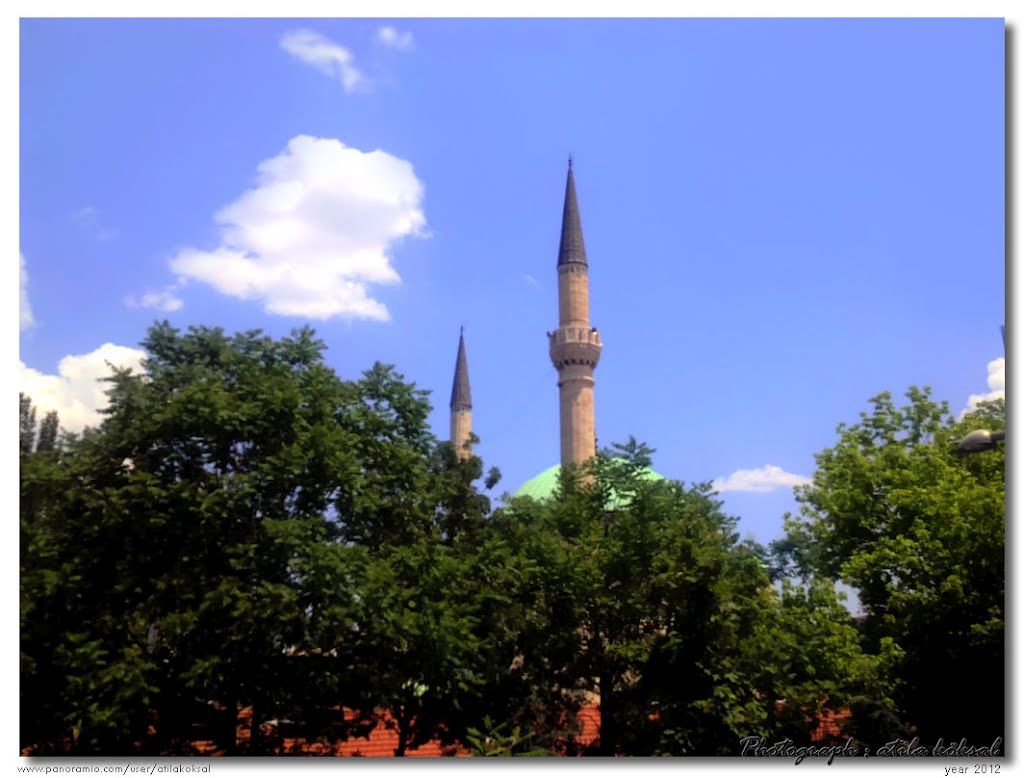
(19, 18, 1004, 545)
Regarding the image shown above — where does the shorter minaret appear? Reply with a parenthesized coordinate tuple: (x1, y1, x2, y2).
(450, 327, 473, 460)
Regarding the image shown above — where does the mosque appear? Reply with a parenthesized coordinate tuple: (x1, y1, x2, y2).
(446, 160, 660, 498)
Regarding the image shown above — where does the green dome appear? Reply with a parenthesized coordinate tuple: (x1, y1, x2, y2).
(513, 464, 564, 501)
(512, 462, 666, 504)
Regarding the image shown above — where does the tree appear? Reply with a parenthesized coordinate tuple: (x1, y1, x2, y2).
(300, 413, 506, 756)
(36, 411, 59, 453)
(488, 438, 892, 755)
(20, 322, 510, 756)
(286, 363, 510, 756)
(20, 392, 36, 454)
(22, 324, 357, 752)
(487, 440, 872, 749)
(18, 395, 60, 456)
(715, 578, 901, 749)
(20, 400, 76, 752)
(24, 323, 930, 757)
(777, 388, 1005, 745)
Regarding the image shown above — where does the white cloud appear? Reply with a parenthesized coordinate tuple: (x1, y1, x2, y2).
(281, 29, 367, 93)
(170, 135, 427, 322)
(124, 286, 184, 312)
(963, 357, 1005, 416)
(712, 465, 811, 494)
(20, 343, 147, 434)
(71, 206, 119, 240)
(72, 206, 98, 224)
(376, 25, 414, 51)
(20, 253, 36, 331)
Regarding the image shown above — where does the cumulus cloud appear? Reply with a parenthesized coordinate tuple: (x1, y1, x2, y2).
(712, 465, 811, 494)
(281, 29, 367, 93)
(20, 343, 147, 434)
(20, 253, 36, 331)
(169, 135, 427, 321)
(124, 286, 184, 313)
(963, 357, 1005, 416)
(376, 25, 414, 50)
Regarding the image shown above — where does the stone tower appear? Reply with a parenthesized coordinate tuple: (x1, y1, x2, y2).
(548, 159, 602, 467)
(450, 327, 473, 460)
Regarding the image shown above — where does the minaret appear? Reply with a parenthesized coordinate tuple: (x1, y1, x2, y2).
(450, 327, 473, 460)
(548, 158, 602, 467)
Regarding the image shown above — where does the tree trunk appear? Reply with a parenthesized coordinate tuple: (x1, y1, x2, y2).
(598, 671, 615, 756)
(223, 700, 240, 756)
(396, 709, 410, 757)
(250, 701, 262, 754)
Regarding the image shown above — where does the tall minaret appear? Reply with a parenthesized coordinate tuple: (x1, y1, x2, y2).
(549, 158, 602, 467)
(450, 327, 473, 460)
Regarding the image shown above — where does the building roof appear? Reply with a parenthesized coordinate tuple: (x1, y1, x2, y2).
(512, 463, 666, 506)
(558, 158, 588, 267)
(513, 464, 564, 501)
(137, 704, 602, 757)
(450, 328, 472, 411)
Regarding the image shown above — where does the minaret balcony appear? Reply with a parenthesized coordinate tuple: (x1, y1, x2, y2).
(549, 327, 602, 370)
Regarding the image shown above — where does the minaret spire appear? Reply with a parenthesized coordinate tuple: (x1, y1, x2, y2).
(549, 160, 602, 467)
(558, 156, 588, 267)
(450, 327, 473, 460)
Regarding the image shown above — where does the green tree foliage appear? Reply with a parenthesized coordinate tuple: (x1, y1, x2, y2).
(491, 438, 886, 755)
(464, 715, 548, 756)
(36, 411, 59, 453)
(20, 392, 37, 454)
(20, 323, 502, 755)
(325, 402, 504, 756)
(23, 323, 916, 757)
(720, 578, 901, 747)
(777, 389, 1005, 744)
(18, 395, 61, 457)
(21, 395, 72, 752)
